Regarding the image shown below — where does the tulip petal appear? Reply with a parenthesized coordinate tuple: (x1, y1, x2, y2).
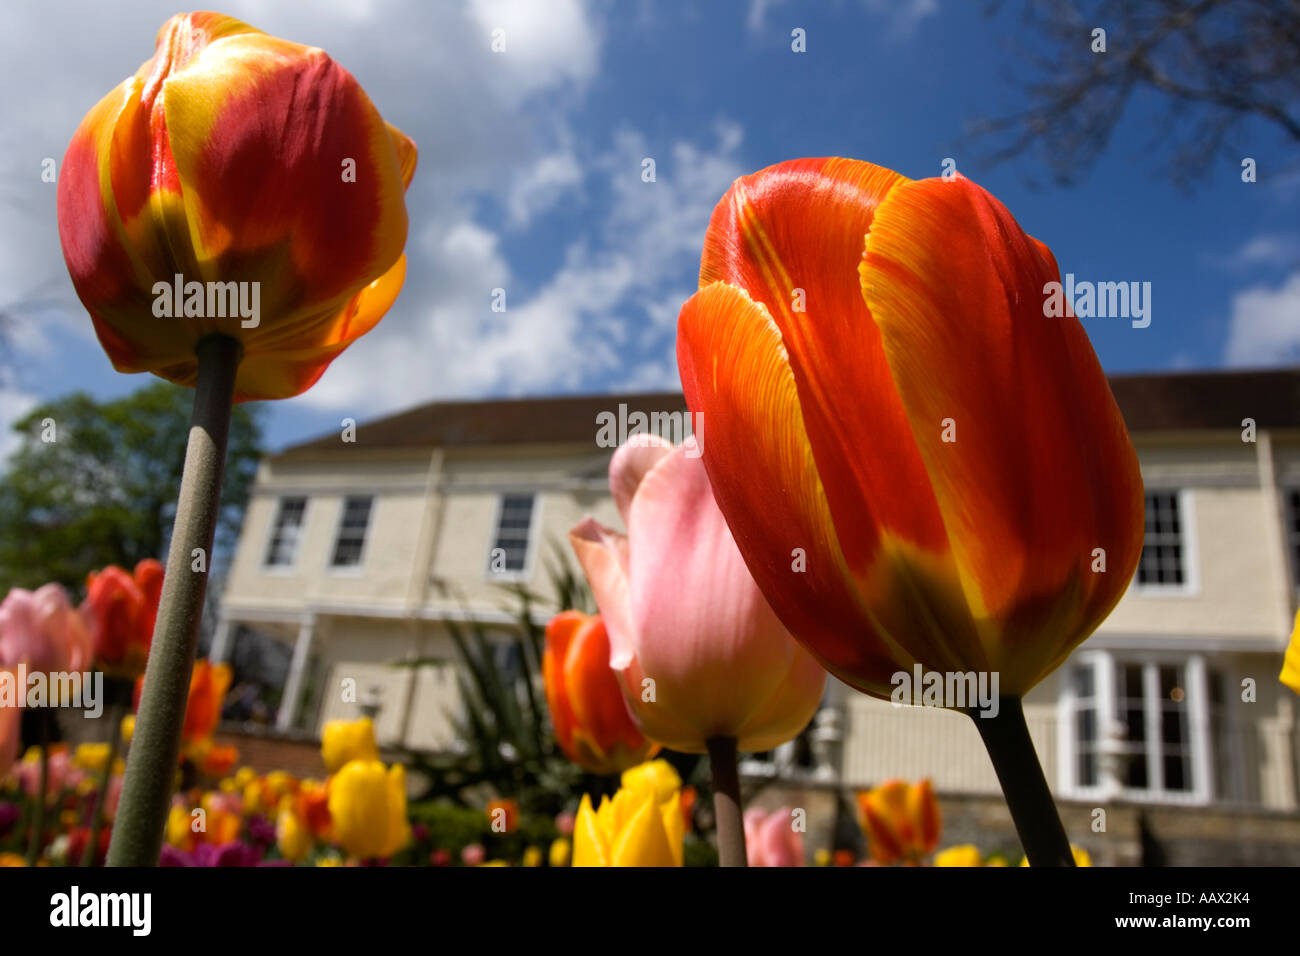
(609, 434, 674, 527)
(699, 159, 952, 578)
(860, 176, 1144, 689)
(677, 281, 918, 695)
(610, 793, 676, 867)
(572, 793, 608, 867)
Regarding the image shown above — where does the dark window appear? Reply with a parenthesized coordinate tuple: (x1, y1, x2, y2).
(1137, 491, 1185, 586)
(330, 496, 373, 568)
(488, 494, 534, 574)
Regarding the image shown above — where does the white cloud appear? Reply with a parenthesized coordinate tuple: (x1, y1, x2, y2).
(1221, 233, 1300, 271)
(1223, 270, 1300, 366)
(0, 385, 37, 464)
(506, 151, 583, 228)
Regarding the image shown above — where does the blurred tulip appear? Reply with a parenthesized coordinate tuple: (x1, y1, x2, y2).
(620, 758, 681, 803)
(522, 846, 543, 867)
(813, 848, 831, 867)
(0, 584, 93, 679)
(832, 849, 857, 867)
(182, 660, 231, 742)
(544, 610, 659, 774)
(83, 560, 163, 678)
(321, 717, 379, 773)
(460, 843, 486, 867)
(277, 802, 312, 864)
(1281, 608, 1299, 695)
(549, 837, 572, 868)
(676, 158, 1143, 701)
(554, 810, 576, 836)
(327, 760, 408, 860)
(856, 779, 941, 865)
(56, 11, 416, 402)
(72, 743, 111, 773)
(933, 844, 984, 867)
(166, 802, 196, 852)
(570, 437, 826, 753)
(18, 747, 81, 800)
(296, 779, 332, 839)
(744, 806, 804, 866)
(486, 797, 518, 834)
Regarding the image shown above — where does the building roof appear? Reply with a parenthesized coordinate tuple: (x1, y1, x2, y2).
(279, 367, 1300, 456)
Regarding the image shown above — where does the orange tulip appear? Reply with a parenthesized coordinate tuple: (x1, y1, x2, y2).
(83, 560, 164, 679)
(56, 12, 416, 401)
(181, 660, 231, 743)
(486, 798, 519, 834)
(856, 779, 941, 865)
(543, 611, 660, 775)
(676, 158, 1143, 699)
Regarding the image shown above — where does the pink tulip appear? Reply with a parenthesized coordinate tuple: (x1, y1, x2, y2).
(744, 806, 805, 867)
(569, 435, 826, 753)
(18, 748, 82, 800)
(0, 584, 93, 676)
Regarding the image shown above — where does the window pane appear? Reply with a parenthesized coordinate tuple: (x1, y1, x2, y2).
(1164, 754, 1189, 791)
(330, 496, 372, 567)
(1074, 665, 1094, 698)
(1125, 753, 1148, 789)
(266, 497, 307, 567)
(489, 494, 534, 573)
(1137, 492, 1185, 585)
(1077, 750, 1097, 787)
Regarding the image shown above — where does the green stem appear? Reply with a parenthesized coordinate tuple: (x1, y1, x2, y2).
(969, 696, 1076, 867)
(81, 695, 126, 866)
(106, 334, 240, 867)
(706, 736, 747, 867)
(24, 711, 50, 866)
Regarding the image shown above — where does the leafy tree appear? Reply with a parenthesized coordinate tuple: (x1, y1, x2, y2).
(971, 0, 1300, 186)
(0, 381, 264, 593)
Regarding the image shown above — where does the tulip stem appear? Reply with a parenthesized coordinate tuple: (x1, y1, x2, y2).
(107, 334, 241, 867)
(707, 736, 747, 867)
(81, 690, 128, 866)
(24, 710, 51, 866)
(969, 697, 1075, 867)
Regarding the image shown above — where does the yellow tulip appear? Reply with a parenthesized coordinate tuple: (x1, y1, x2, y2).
(549, 837, 572, 868)
(321, 717, 380, 773)
(572, 767, 684, 868)
(327, 760, 409, 860)
(1280, 608, 1300, 696)
(933, 844, 983, 867)
(522, 846, 543, 867)
(165, 804, 195, 850)
(620, 759, 682, 804)
(119, 714, 134, 744)
(73, 742, 111, 773)
(277, 803, 312, 864)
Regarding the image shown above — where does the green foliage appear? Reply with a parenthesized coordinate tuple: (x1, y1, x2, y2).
(403, 800, 560, 865)
(0, 382, 264, 593)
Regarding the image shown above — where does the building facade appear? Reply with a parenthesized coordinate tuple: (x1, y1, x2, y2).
(215, 369, 1300, 863)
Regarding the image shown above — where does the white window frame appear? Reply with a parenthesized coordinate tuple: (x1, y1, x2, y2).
(262, 495, 309, 573)
(484, 492, 540, 582)
(1057, 649, 1213, 805)
(328, 495, 374, 574)
(1132, 487, 1200, 597)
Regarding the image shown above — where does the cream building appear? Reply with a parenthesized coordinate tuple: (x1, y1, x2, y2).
(215, 369, 1300, 851)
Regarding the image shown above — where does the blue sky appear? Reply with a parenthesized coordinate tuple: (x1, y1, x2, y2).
(2, 0, 1297, 456)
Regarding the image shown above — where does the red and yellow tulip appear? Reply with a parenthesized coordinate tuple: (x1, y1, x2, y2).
(856, 778, 941, 865)
(56, 11, 416, 401)
(676, 158, 1144, 699)
(543, 611, 660, 775)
